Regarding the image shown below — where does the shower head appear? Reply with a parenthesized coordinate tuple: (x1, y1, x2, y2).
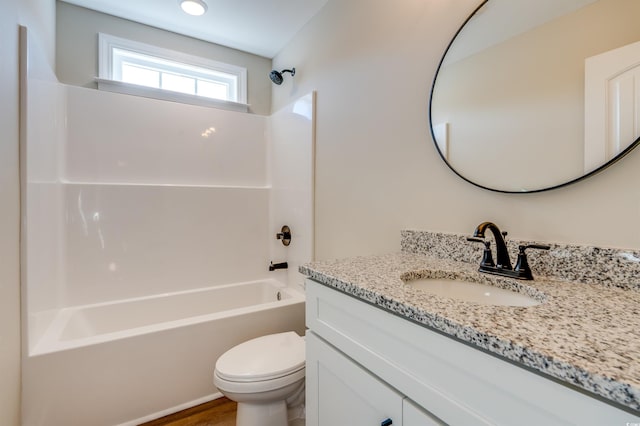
(269, 68, 296, 85)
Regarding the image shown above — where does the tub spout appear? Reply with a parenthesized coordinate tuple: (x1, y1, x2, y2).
(269, 261, 288, 271)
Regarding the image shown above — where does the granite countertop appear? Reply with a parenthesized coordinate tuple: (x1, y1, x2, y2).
(300, 252, 640, 413)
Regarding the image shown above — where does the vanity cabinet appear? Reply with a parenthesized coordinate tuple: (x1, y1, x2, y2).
(305, 279, 638, 426)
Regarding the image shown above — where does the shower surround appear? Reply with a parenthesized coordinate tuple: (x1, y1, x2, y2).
(21, 32, 314, 425)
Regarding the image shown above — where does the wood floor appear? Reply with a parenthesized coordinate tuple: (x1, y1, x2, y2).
(139, 397, 237, 426)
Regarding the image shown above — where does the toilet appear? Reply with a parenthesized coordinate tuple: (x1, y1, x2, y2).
(213, 331, 305, 426)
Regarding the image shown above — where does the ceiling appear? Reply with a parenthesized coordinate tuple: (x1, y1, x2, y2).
(60, 0, 329, 58)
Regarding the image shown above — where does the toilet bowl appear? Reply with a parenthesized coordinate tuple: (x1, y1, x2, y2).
(213, 331, 305, 426)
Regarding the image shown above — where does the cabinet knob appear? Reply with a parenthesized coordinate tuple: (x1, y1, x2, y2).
(381, 419, 393, 426)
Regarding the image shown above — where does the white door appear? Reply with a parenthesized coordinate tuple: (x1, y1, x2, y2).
(584, 40, 640, 172)
(306, 332, 403, 426)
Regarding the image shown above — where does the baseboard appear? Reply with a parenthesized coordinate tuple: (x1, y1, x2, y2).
(116, 392, 224, 426)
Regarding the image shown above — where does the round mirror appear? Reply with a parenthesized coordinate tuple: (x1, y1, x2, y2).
(429, 0, 640, 193)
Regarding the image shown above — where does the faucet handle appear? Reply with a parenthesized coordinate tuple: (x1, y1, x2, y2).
(522, 244, 551, 251)
(467, 237, 495, 267)
(514, 244, 550, 279)
(276, 225, 292, 246)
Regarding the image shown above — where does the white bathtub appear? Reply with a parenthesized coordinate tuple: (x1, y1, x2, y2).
(22, 279, 306, 426)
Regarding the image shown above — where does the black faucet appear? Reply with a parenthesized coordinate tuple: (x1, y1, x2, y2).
(472, 221, 512, 269)
(268, 261, 288, 271)
(467, 221, 550, 280)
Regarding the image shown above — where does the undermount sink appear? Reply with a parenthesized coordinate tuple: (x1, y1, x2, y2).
(405, 277, 541, 307)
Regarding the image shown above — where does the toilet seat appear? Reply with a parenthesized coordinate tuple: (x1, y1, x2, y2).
(215, 332, 305, 382)
(214, 367, 305, 394)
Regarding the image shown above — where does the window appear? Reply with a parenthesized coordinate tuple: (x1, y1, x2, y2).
(98, 34, 248, 112)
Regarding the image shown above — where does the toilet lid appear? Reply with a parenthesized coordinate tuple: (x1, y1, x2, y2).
(215, 332, 305, 382)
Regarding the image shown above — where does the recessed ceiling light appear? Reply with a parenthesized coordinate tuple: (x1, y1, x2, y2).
(180, 0, 208, 16)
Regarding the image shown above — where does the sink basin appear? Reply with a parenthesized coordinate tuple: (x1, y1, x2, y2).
(405, 277, 541, 307)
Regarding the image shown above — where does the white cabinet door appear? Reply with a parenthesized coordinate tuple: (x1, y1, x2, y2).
(306, 332, 403, 426)
(403, 398, 445, 426)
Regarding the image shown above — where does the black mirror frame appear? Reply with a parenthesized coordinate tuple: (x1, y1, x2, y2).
(428, 0, 640, 194)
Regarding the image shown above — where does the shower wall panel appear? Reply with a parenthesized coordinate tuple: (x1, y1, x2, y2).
(23, 38, 66, 348)
(64, 86, 267, 186)
(268, 92, 316, 290)
(63, 183, 270, 306)
(58, 87, 271, 305)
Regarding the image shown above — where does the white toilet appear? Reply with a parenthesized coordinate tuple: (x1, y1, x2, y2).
(213, 331, 305, 426)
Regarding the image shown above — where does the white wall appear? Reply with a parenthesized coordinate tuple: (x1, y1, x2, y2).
(56, 1, 273, 116)
(0, 0, 56, 423)
(272, 0, 640, 260)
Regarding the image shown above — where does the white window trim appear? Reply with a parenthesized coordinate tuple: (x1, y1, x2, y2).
(97, 33, 249, 112)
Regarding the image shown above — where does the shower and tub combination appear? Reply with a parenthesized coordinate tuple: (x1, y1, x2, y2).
(20, 31, 314, 425)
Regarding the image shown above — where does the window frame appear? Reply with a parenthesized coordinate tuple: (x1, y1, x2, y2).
(97, 33, 249, 112)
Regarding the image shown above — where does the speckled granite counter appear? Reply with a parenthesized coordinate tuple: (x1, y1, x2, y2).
(300, 237, 640, 413)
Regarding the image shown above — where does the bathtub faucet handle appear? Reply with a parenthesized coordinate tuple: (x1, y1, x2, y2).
(269, 261, 288, 271)
(276, 225, 291, 246)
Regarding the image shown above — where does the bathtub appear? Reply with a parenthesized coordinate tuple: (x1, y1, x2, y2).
(22, 279, 306, 426)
